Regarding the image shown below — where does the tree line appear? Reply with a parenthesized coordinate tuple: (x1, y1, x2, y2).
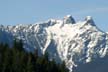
(0, 39, 69, 72)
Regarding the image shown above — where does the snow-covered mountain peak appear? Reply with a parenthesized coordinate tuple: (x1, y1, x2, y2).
(0, 15, 108, 72)
(63, 15, 75, 24)
(85, 16, 92, 20)
(84, 16, 95, 26)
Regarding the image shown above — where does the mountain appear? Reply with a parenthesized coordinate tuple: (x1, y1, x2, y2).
(0, 15, 108, 72)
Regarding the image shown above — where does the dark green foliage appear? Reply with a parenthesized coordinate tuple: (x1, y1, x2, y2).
(0, 39, 69, 72)
(59, 61, 69, 72)
(13, 39, 24, 51)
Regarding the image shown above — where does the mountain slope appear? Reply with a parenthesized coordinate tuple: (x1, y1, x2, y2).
(0, 15, 108, 72)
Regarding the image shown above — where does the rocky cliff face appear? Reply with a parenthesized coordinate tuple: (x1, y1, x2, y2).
(0, 15, 108, 72)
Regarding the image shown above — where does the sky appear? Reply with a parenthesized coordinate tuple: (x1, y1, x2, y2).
(0, 0, 108, 32)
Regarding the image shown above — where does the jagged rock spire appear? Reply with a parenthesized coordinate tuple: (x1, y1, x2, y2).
(85, 16, 95, 26)
(63, 15, 76, 24)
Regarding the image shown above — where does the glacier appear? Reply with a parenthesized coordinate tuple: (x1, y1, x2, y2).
(0, 15, 108, 72)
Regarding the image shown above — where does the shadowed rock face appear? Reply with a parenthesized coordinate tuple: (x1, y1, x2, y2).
(85, 16, 95, 26)
(0, 15, 108, 72)
(63, 15, 76, 24)
(73, 55, 108, 72)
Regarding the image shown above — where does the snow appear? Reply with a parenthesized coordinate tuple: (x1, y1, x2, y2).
(0, 15, 108, 72)
(85, 16, 92, 21)
(63, 15, 75, 24)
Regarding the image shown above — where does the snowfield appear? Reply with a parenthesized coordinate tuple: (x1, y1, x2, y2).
(0, 15, 108, 72)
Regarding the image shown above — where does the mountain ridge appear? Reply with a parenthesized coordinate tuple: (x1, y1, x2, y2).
(0, 15, 108, 72)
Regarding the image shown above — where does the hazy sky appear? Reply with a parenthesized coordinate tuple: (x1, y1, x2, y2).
(0, 0, 108, 32)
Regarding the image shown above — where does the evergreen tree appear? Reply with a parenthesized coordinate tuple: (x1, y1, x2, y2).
(25, 53, 33, 72)
(60, 61, 69, 72)
(0, 39, 69, 72)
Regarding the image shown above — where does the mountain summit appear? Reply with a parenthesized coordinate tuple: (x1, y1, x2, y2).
(85, 16, 95, 26)
(0, 15, 108, 72)
(63, 15, 76, 24)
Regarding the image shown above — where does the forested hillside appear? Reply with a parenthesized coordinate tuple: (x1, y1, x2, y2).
(0, 39, 69, 72)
